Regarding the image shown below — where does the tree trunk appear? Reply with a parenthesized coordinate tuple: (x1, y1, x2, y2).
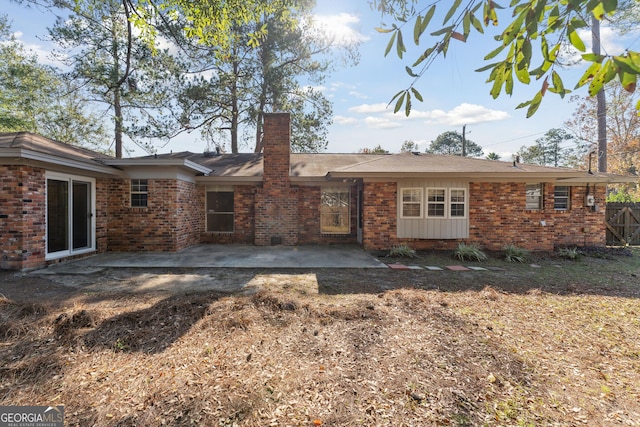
(114, 88, 123, 158)
(230, 59, 239, 154)
(592, 16, 607, 172)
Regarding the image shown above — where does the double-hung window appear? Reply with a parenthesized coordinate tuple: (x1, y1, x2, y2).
(526, 183, 543, 210)
(401, 188, 422, 218)
(426, 188, 446, 217)
(554, 186, 570, 210)
(207, 191, 234, 232)
(131, 179, 148, 207)
(321, 187, 350, 234)
(450, 188, 466, 218)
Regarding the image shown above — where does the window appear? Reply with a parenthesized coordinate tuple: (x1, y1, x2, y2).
(526, 183, 543, 210)
(321, 187, 350, 234)
(554, 186, 570, 210)
(427, 188, 446, 217)
(401, 188, 422, 218)
(131, 179, 148, 207)
(207, 191, 234, 232)
(450, 188, 466, 217)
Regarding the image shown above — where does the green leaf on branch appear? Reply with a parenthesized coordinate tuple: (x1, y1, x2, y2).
(470, 13, 484, 33)
(526, 91, 543, 118)
(588, 59, 616, 96)
(576, 61, 602, 88)
(393, 91, 406, 114)
(405, 66, 418, 77)
(582, 53, 606, 62)
(444, 0, 463, 24)
(384, 31, 397, 57)
(396, 30, 406, 58)
(567, 25, 586, 52)
(484, 44, 507, 60)
(431, 25, 455, 37)
(412, 46, 435, 67)
(411, 87, 423, 102)
(618, 69, 637, 93)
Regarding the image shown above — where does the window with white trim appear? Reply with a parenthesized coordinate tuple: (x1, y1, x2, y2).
(554, 185, 570, 210)
(426, 188, 446, 217)
(321, 187, 350, 234)
(131, 179, 148, 207)
(450, 188, 466, 218)
(401, 188, 423, 218)
(526, 183, 543, 210)
(207, 191, 234, 232)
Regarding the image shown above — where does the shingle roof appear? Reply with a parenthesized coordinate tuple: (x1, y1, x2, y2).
(0, 132, 112, 163)
(1, 134, 632, 183)
(145, 152, 385, 178)
(139, 150, 631, 182)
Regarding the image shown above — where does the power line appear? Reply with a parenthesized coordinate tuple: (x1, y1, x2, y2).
(482, 131, 548, 148)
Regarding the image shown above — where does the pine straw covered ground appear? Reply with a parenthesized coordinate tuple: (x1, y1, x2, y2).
(1, 253, 640, 426)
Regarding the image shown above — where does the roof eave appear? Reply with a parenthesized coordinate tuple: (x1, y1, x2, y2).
(0, 148, 122, 175)
(328, 171, 631, 183)
(102, 158, 212, 175)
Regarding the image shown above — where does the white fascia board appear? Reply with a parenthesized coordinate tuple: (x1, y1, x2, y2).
(0, 148, 121, 175)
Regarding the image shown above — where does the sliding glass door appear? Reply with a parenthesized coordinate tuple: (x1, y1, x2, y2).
(46, 173, 95, 259)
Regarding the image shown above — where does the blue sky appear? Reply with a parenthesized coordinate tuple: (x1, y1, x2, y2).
(4, 1, 638, 158)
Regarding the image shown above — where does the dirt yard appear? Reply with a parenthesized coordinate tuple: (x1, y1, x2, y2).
(1, 249, 639, 426)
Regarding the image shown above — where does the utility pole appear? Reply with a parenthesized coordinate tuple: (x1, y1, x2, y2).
(592, 16, 607, 172)
(462, 124, 467, 157)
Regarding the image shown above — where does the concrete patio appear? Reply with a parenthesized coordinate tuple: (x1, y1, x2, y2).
(46, 244, 388, 271)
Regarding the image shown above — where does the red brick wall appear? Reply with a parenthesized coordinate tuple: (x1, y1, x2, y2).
(107, 178, 198, 252)
(549, 185, 606, 248)
(175, 180, 201, 250)
(95, 178, 109, 254)
(468, 182, 606, 251)
(0, 165, 46, 270)
(362, 182, 398, 251)
(361, 181, 608, 252)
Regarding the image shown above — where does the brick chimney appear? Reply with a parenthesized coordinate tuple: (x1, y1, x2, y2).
(254, 113, 298, 246)
(262, 112, 291, 190)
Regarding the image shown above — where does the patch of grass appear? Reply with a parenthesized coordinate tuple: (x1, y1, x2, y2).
(453, 243, 488, 262)
(388, 244, 417, 258)
(503, 244, 529, 263)
(557, 246, 580, 260)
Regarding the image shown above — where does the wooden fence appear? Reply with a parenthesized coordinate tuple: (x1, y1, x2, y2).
(606, 203, 640, 246)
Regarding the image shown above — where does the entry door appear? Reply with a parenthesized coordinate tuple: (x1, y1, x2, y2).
(46, 173, 95, 259)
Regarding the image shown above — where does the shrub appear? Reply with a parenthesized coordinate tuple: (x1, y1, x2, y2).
(453, 243, 487, 262)
(503, 244, 529, 263)
(557, 247, 580, 261)
(388, 244, 417, 258)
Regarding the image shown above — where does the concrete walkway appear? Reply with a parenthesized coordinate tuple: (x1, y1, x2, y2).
(55, 244, 388, 270)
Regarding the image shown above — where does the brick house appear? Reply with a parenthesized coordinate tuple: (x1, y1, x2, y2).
(0, 113, 633, 270)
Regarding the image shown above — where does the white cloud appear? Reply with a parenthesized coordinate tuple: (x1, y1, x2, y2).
(333, 115, 358, 125)
(364, 116, 401, 129)
(416, 103, 510, 125)
(348, 90, 368, 99)
(349, 103, 389, 114)
(10, 32, 60, 67)
(312, 13, 370, 47)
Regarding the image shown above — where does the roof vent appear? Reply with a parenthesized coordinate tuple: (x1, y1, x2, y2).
(411, 151, 421, 156)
